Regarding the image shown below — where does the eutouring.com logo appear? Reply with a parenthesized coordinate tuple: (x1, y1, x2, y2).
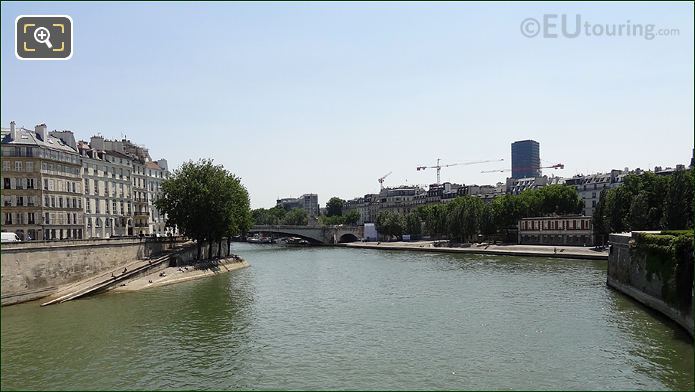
(520, 14, 680, 40)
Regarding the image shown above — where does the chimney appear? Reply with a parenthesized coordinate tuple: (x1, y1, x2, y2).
(35, 123, 47, 141)
(10, 121, 17, 140)
(90, 135, 105, 150)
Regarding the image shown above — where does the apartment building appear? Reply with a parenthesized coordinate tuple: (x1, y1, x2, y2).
(78, 137, 134, 238)
(1, 123, 84, 240)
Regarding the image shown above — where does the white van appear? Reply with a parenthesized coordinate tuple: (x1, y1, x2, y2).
(1, 232, 21, 243)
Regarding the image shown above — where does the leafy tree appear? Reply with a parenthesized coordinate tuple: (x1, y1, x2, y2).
(479, 204, 497, 236)
(343, 209, 361, 225)
(326, 197, 345, 217)
(282, 208, 309, 226)
(535, 184, 583, 215)
(661, 169, 694, 229)
(405, 212, 422, 236)
(492, 194, 524, 228)
(416, 204, 447, 238)
(628, 191, 651, 230)
(251, 206, 287, 225)
(593, 189, 609, 244)
(376, 211, 405, 240)
(155, 159, 251, 260)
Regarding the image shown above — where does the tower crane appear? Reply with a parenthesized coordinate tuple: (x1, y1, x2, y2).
(416, 158, 504, 184)
(480, 163, 565, 173)
(378, 171, 392, 189)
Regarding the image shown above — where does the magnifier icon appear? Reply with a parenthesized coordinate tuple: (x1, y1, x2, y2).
(33, 27, 53, 49)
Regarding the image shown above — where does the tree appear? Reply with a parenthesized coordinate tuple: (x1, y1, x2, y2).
(479, 204, 497, 237)
(661, 169, 694, 229)
(343, 209, 361, 225)
(282, 208, 309, 226)
(535, 184, 583, 215)
(155, 159, 251, 260)
(405, 212, 422, 236)
(376, 211, 405, 240)
(326, 197, 345, 217)
(251, 206, 287, 225)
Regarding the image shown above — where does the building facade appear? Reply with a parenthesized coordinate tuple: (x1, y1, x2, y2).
(1, 123, 84, 240)
(511, 139, 540, 179)
(518, 215, 593, 246)
(276, 194, 320, 217)
(78, 137, 134, 238)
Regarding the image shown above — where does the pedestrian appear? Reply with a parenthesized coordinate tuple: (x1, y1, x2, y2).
(122, 267, 127, 274)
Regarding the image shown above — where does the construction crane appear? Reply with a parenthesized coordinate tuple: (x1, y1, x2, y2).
(416, 158, 504, 184)
(378, 171, 392, 189)
(480, 163, 565, 173)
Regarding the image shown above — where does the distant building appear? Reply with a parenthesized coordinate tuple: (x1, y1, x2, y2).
(518, 215, 593, 246)
(505, 175, 564, 195)
(511, 140, 540, 179)
(276, 194, 319, 217)
(564, 170, 626, 216)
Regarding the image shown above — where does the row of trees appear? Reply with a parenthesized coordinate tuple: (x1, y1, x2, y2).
(251, 205, 309, 226)
(155, 159, 252, 259)
(593, 170, 694, 242)
(250, 196, 361, 226)
(376, 184, 584, 241)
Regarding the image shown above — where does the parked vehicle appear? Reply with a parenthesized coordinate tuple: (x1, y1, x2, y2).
(1, 232, 21, 243)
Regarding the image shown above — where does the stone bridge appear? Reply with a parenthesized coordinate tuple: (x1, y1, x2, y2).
(248, 225, 364, 244)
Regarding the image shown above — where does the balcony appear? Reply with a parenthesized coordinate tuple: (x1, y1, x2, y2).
(134, 211, 150, 217)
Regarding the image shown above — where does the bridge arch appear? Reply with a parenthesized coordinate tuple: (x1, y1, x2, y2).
(338, 233, 359, 243)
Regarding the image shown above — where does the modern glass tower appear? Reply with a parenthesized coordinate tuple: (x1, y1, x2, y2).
(511, 140, 540, 179)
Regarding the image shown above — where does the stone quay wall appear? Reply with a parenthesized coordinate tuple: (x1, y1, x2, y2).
(1, 237, 185, 305)
(607, 232, 693, 338)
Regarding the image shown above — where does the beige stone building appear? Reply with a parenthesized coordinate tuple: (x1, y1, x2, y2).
(1, 123, 84, 240)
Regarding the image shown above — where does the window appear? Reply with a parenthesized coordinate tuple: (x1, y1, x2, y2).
(5, 212, 12, 225)
(44, 213, 50, 224)
(26, 162, 33, 172)
(592, 192, 596, 198)
(27, 178, 34, 189)
(15, 161, 22, 171)
(15, 178, 23, 189)
(16, 196, 24, 206)
(592, 200, 596, 208)
(85, 179, 89, 194)
(44, 195, 49, 207)
(4, 178, 10, 189)
(51, 196, 55, 208)
(86, 199, 91, 213)
(2, 161, 9, 172)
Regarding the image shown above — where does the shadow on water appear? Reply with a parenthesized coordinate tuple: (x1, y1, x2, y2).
(607, 286, 694, 390)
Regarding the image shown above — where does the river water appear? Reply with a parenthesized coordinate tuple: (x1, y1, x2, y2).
(1, 243, 693, 390)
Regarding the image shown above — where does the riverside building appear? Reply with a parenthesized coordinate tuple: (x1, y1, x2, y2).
(1, 123, 84, 240)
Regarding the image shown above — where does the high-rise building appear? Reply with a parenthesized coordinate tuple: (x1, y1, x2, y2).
(511, 140, 540, 179)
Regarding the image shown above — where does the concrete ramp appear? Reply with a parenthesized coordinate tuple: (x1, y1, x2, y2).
(40, 253, 173, 306)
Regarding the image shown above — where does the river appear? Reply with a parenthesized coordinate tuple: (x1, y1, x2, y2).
(1, 243, 693, 390)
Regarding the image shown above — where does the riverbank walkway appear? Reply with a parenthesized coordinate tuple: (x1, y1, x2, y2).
(344, 241, 608, 260)
(40, 252, 174, 306)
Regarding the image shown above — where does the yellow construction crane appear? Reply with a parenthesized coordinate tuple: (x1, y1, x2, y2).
(416, 158, 504, 184)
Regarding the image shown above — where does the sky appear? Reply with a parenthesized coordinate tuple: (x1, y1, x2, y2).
(1, 2, 693, 209)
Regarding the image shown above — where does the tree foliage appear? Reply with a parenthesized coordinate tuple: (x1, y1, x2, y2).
(593, 169, 694, 241)
(376, 211, 405, 240)
(326, 197, 345, 217)
(282, 208, 309, 226)
(252, 206, 287, 225)
(155, 159, 251, 257)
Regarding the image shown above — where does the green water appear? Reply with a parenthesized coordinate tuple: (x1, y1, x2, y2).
(1, 244, 693, 390)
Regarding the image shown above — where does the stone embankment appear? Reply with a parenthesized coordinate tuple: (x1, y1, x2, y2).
(343, 241, 608, 260)
(112, 257, 249, 292)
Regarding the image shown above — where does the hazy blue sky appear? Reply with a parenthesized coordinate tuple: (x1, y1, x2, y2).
(2, 2, 693, 208)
